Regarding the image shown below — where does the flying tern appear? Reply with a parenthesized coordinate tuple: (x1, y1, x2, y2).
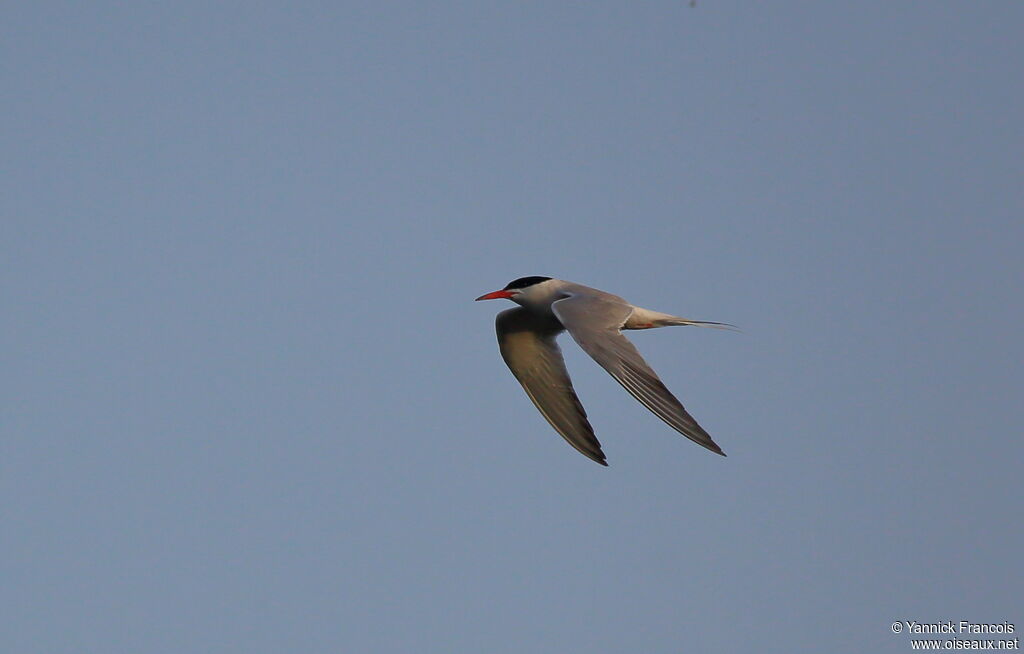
(476, 276, 731, 466)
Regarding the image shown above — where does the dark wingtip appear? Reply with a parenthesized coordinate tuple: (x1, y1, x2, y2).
(586, 450, 609, 466)
(704, 442, 727, 457)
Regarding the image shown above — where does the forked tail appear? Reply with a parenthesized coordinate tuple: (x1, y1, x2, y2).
(661, 316, 739, 331)
(625, 307, 739, 331)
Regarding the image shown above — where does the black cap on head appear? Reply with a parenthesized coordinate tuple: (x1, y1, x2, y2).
(503, 276, 552, 290)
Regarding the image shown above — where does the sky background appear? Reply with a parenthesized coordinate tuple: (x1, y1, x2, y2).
(3, 2, 1022, 652)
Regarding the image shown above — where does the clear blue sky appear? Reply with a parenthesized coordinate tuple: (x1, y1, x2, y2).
(4, 2, 1022, 652)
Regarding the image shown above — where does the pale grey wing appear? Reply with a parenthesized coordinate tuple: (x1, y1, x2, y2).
(495, 308, 607, 466)
(552, 296, 726, 456)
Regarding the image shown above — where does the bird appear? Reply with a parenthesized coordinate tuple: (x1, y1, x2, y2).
(476, 276, 732, 466)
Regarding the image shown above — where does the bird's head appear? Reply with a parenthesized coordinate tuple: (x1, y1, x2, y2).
(475, 276, 554, 305)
